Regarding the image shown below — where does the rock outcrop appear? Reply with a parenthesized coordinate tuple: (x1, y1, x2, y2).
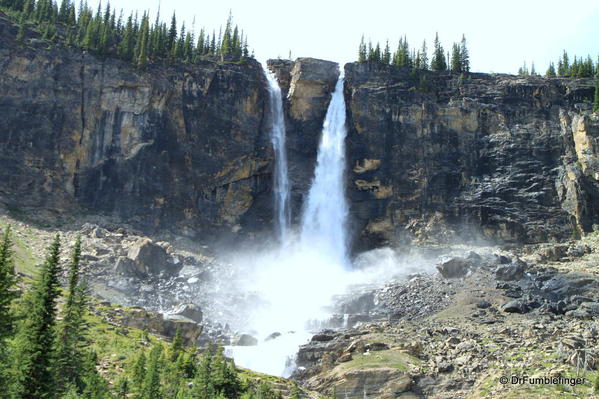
(344, 63, 599, 248)
(0, 12, 271, 238)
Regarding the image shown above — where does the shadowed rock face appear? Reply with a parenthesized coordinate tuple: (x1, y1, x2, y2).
(0, 10, 340, 240)
(344, 62, 599, 249)
(0, 13, 272, 239)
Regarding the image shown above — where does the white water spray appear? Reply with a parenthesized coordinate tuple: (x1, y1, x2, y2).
(227, 72, 357, 377)
(264, 68, 291, 242)
(300, 77, 349, 268)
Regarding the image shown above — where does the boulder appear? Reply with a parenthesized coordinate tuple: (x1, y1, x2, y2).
(501, 300, 529, 314)
(234, 334, 258, 346)
(168, 303, 203, 324)
(495, 259, 527, 281)
(311, 333, 335, 342)
(365, 342, 389, 352)
(476, 300, 492, 309)
(436, 257, 472, 278)
(120, 308, 202, 345)
(127, 238, 174, 275)
(114, 256, 144, 277)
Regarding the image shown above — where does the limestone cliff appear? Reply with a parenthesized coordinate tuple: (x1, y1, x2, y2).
(344, 63, 599, 248)
(0, 13, 339, 240)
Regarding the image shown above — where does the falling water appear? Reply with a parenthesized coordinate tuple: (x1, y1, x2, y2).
(264, 68, 291, 242)
(226, 72, 352, 378)
(300, 76, 350, 268)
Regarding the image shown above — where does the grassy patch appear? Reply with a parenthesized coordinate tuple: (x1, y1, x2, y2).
(338, 349, 420, 372)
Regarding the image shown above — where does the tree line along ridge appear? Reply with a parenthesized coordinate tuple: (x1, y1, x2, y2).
(0, 0, 253, 68)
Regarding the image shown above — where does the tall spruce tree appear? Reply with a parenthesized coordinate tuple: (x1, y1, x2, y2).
(12, 234, 62, 399)
(54, 237, 88, 394)
(142, 345, 163, 399)
(431, 32, 446, 71)
(450, 42, 461, 72)
(0, 226, 16, 341)
(0, 226, 16, 392)
(546, 62, 556, 77)
(419, 39, 428, 70)
(358, 35, 367, 62)
(459, 34, 469, 72)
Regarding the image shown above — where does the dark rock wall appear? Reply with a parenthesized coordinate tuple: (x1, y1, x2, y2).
(344, 62, 599, 248)
(0, 13, 273, 238)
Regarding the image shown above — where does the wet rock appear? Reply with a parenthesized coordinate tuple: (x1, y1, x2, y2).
(265, 332, 281, 341)
(233, 334, 258, 346)
(436, 257, 472, 278)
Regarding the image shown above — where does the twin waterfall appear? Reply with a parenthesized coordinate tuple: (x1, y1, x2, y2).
(266, 68, 349, 267)
(226, 67, 350, 378)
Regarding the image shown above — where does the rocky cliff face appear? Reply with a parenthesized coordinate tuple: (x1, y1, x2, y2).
(344, 63, 599, 248)
(0, 13, 340, 240)
(0, 13, 269, 238)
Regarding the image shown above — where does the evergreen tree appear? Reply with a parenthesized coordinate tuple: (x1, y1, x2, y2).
(450, 42, 461, 72)
(79, 351, 109, 399)
(167, 11, 177, 52)
(419, 39, 428, 70)
(0, 226, 16, 392)
(0, 225, 16, 343)
(358, 35, 366, 63)
(170, 326, 184, 362)
(118, 14, 134, 60)
(594, 82, 599, 113)
(459, 34, 469, 72)
(530, 62, 536, 76)
(382, 40, 391, 64)
(12, 234, 62, 399)
(141, 345, 163, 399)
(546, 62, 556, 77)
(131, 351, 146, 392)
(373, 42, 381, 63)
(431, 32, 446, 71)
(135, 12, 149, 68)
(55, 237, 88, 394)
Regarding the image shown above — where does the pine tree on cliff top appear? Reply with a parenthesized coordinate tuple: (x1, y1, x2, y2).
(431, 32, 447, 71)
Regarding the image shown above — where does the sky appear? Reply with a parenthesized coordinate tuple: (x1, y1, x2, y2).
(87, 0, 598, 74)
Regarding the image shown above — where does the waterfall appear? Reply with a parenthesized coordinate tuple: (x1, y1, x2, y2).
(264, 68, 291, 242)
(226, 71, 352, 378)
(300, 76, 349, 268)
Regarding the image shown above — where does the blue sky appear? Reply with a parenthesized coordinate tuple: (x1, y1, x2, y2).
(87, 0, 598, 73)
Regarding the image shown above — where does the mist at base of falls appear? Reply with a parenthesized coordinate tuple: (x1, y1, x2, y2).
(221, 73, 412, 377)
(219, 236, 433, 377)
